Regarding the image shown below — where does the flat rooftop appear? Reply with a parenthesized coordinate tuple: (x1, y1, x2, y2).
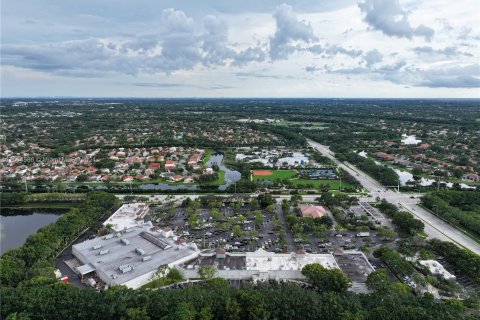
(246, 249, 338, 271)
(103, 203, 149, 232)
(72, 224, 198, 286)
(184, 254, 247, 271)
(334, 252, 374, 282)
(419, 260, 456, 280)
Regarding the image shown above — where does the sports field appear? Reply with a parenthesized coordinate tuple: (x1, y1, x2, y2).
(252, 169, 352, 190)
(252, 170, 297, 181)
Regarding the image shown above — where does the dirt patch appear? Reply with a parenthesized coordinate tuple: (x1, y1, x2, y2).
(252, 170, 273, 176)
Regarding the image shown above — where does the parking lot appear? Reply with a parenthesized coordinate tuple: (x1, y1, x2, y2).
(153, 204, 284, 253)
(149, 199, 397, 256)
(437, 257, 480, 293)
(295, 229, 392, 254)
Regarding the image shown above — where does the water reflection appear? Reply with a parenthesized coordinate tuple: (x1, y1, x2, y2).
(1, 212, 61, 254)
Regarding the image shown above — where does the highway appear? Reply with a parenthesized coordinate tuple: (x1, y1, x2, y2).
(307, 139, 480, 255)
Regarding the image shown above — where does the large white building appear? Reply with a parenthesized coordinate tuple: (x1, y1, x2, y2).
(72, 223, 200, 289)
(276, 152, 309, 167)
(419, 260, 456, 281)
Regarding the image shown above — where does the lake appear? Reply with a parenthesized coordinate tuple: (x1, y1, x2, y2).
(0, 212, 61, 255)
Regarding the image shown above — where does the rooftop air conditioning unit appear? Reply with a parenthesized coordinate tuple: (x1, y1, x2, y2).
(99, 249, 109, 255)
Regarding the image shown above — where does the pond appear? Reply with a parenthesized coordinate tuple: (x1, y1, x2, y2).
(0, 212, 61, 255)
(206, 154, 241, 190)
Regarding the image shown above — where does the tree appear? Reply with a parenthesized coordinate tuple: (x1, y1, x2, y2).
(291, 194, 302, 202)
(181, 197, 192, 207)
(188, 212, 202, 229)
(301, 263, 350, 292)
(392, 211, 424, 235)
(249, 199, 260, 209)
(171, 302, 196, 320)
(233, 225, 244, 238)
(377, 227, 397, 240)
(211, 208, 222, 221)
(5, 312, 31, 320)
(76, 174, 88, 182)
(0, 252, 26, 287)
(265, 204, 276, 213)
(1, 192, 28, 205)
(257, 193, 275, 208)
(166, 268, 183, 282)
(198, 307, 213, 320)
(121, 308, 150, 320)
(199, 265, 217, 279)
(366, 269, 389, 292)
(254, 211, 264, 226)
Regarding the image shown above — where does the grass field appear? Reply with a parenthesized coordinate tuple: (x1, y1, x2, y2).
(199, 170, 226, 186)
(289, 179, 352, 190)
(273, 121, 327, 130)
(252, 170, 297, 181)
(252, 170, 352, 190)
(252, 169, 351, 190)
(4, 202, 82, 209)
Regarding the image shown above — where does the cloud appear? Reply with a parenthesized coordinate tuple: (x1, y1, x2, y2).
(358, 0, 434, 41)
(417, 64, 480, 88)
(201, 15, 235, 66)
(1, 8, 268, 76)
(269, 3, 317, 60)
(419, 76, 480, 88)
(363, 49, 383, 67)
(161, 8, 195, 33)
(134, 82, 233, 90)
(134, 82, 192, 88)
(413, 46, 473, 57)
(235, 71, 282, 79)
(233, 47, 266, 67)
(305, 65, 321, 72)
(374, 61, 480, 89)
(1, 39, 137, 77)
(324, 45, 363, 58)
(328, 59, 480, 89)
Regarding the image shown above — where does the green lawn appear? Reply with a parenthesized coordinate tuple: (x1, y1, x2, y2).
(199, 170, 226, 186)
(252, 170, 297, 181)
(252, 169, 352, 190)
(6, 202, 82, 209)
(201, 150, 213, 168)
(289, 178, 352, 190)
(273, 121, 327, 129)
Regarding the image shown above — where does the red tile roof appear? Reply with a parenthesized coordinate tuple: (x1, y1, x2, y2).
(299, 205, 327, 219)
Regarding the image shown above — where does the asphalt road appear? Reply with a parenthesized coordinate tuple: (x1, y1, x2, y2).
(307, 138, 480, 255)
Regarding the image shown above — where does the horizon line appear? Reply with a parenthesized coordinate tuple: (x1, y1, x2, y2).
(2, 97, 480, 100)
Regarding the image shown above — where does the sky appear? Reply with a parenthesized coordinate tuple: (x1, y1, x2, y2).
(1, 0, 479, 98)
